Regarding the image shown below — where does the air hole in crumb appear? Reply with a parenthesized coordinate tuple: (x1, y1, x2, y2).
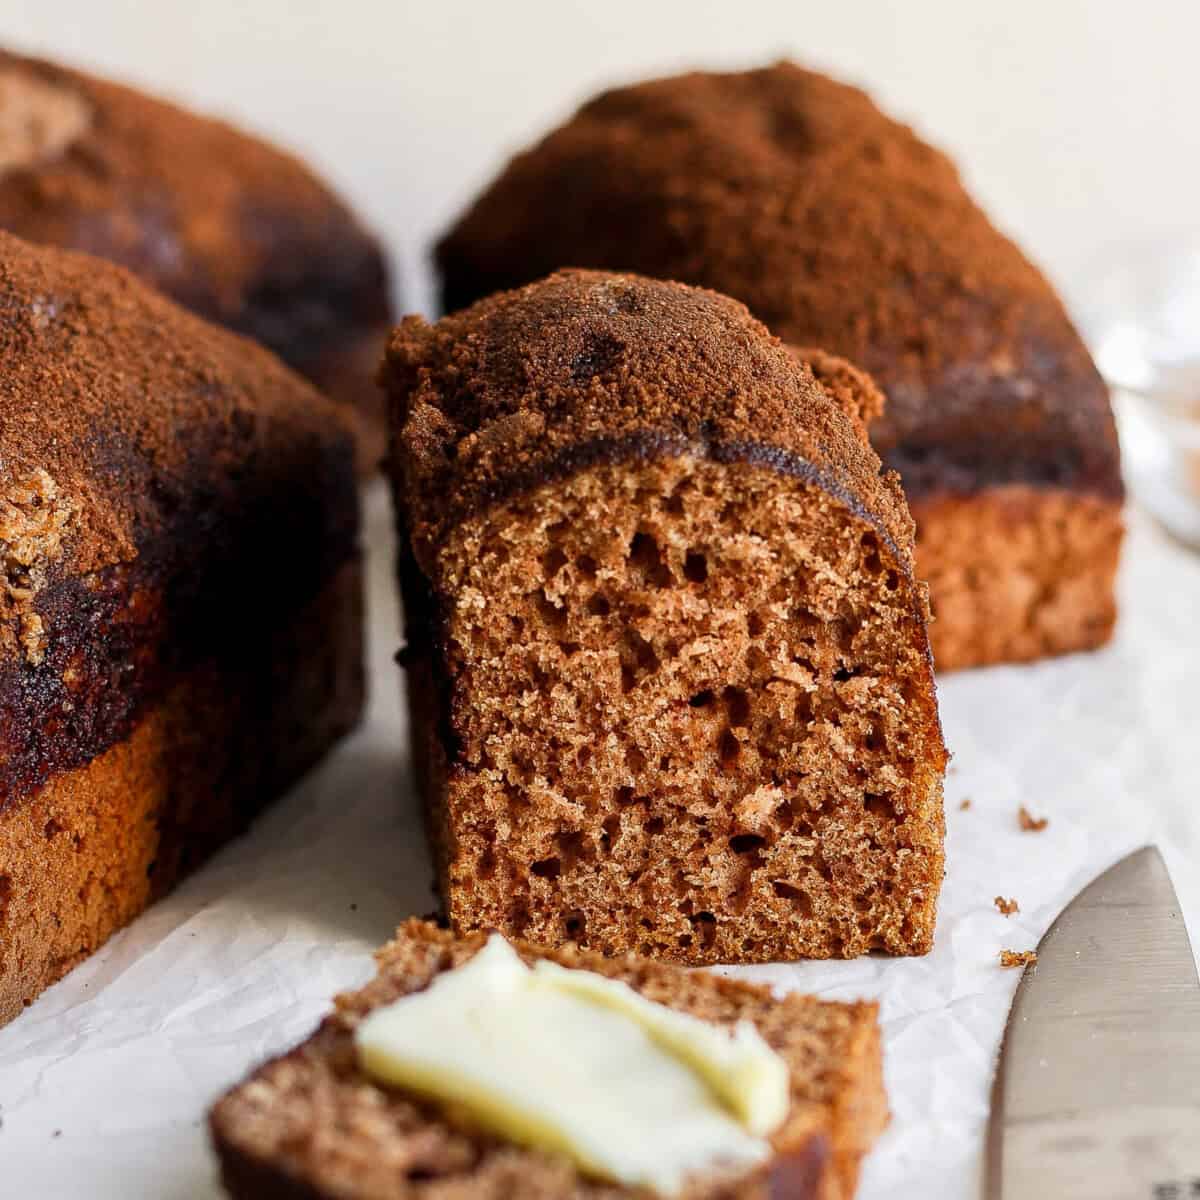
(723, 687, 750, 727)
(531, 857, 560, 879)
(479, 844, 497, 878)
(861, 532, 882, 574)
(772, 880, 813, 917)
(730, 834, 766, 855)
(885, 570, 900, 591)
(576, 554, 598, 578)
(865, 720, 886, 752)
(537, 594, 567, 629)
(689, 689, 715, 708)
(854, 893, 873, 914)
(621, 628, 660, 691)
(555, 830, 587, 869)
(44, 819, 63, 840)
(833, 666, 853, 683)
(629, 532, 673, 588)
(683, 550, 708, 583)
(586, 593, 610, 617)
(864, 794, 896, 821)
(564, 912, 586, 941)
(559, 641, 580, 657)
(602, 814, 621, 843)
(677, 933, 693, 948)
(626, 746, 647, 773)
(747, 611, 765, 637)
(0, 874, 11, 917)
(645, 816, 665, 835)
(718, 729, 741, 766)
(615, 786, 635, 804)
(690, 912, 717, 948)
(541, 546, 568, 576)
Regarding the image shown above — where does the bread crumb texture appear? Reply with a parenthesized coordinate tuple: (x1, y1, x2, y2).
(999, 950, 1037, 969)
(1017, 807, 1048, 833)
(387, 271, 947, 963)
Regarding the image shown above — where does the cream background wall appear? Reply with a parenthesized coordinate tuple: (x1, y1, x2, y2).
(8, 0, 1195, 318)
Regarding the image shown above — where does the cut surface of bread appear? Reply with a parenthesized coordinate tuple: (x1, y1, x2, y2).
(210, 920, 887, 1200)
(386, 270, 946, 962)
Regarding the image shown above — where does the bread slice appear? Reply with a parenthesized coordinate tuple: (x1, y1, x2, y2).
(385, 270, 947, 963)
(210, 920, 887, 1199)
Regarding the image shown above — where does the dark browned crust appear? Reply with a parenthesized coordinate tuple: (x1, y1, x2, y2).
(209, 920, 882, 1199)
(217, 1141, 333, 1200)
(214, 1126, 833, 1200)
(0, 49, 392, 394)
(385, 270, 917, 571)
(0, 230, 359, 812)
(0, 560, 364, 1026)
(435, 62, 1121, 507)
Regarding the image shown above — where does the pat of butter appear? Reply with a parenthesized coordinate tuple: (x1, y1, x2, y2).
(354, 935, 789, 1196)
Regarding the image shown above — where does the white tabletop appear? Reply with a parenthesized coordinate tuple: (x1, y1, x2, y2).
(1, 484, 1197, 1199)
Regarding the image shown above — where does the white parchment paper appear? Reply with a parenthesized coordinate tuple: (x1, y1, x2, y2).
(1, 484, 1197, 1199)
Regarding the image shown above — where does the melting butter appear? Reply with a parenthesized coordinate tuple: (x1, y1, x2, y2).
(354, 935, 789, 1196)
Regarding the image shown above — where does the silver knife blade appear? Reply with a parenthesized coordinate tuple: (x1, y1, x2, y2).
(987, 846, 1200, 1200)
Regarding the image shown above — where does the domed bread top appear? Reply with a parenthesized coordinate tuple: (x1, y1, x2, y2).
(385, 269, 915, 575)
(0, 229, 356, 591)
(436, 62, 1121, 504)
(0, 49, 391, 381)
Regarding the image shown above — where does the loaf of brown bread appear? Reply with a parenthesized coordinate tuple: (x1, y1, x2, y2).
(0, 231, 363, 1025)
(0, 48, 393, 468)
(385, 270, 947, 963)
(210, 920, 887, 1199)
(436, 62, 1124, 669)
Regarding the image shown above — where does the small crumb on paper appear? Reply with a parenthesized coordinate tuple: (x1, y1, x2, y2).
(959, 798, 972, 811)
(1017, 806, 1048, 832)
(994, 896, 1019, 916)
(999, 949, 1037, 968)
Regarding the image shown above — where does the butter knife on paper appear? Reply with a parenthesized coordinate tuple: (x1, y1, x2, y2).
(987, 845, 1200, 1200)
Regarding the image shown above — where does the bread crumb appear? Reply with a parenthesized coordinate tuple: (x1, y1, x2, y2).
(1017, 806, 1048, 832)
(999, 949, 1037, 968)
(994, 896, 1019, 916)
(959, 798, 971, 811)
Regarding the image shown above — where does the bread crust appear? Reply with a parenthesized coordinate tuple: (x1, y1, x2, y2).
(0, 233, 365, 1018)
(0, 561, 363, 1025)
(913, 485, 1123, 669)
(435, 62, 1120, 507)
(0, 49, 391, 397)
(385, 269, 918, 578)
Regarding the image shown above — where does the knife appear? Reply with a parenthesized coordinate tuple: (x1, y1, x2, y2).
(987, 846, 1200, 1200)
